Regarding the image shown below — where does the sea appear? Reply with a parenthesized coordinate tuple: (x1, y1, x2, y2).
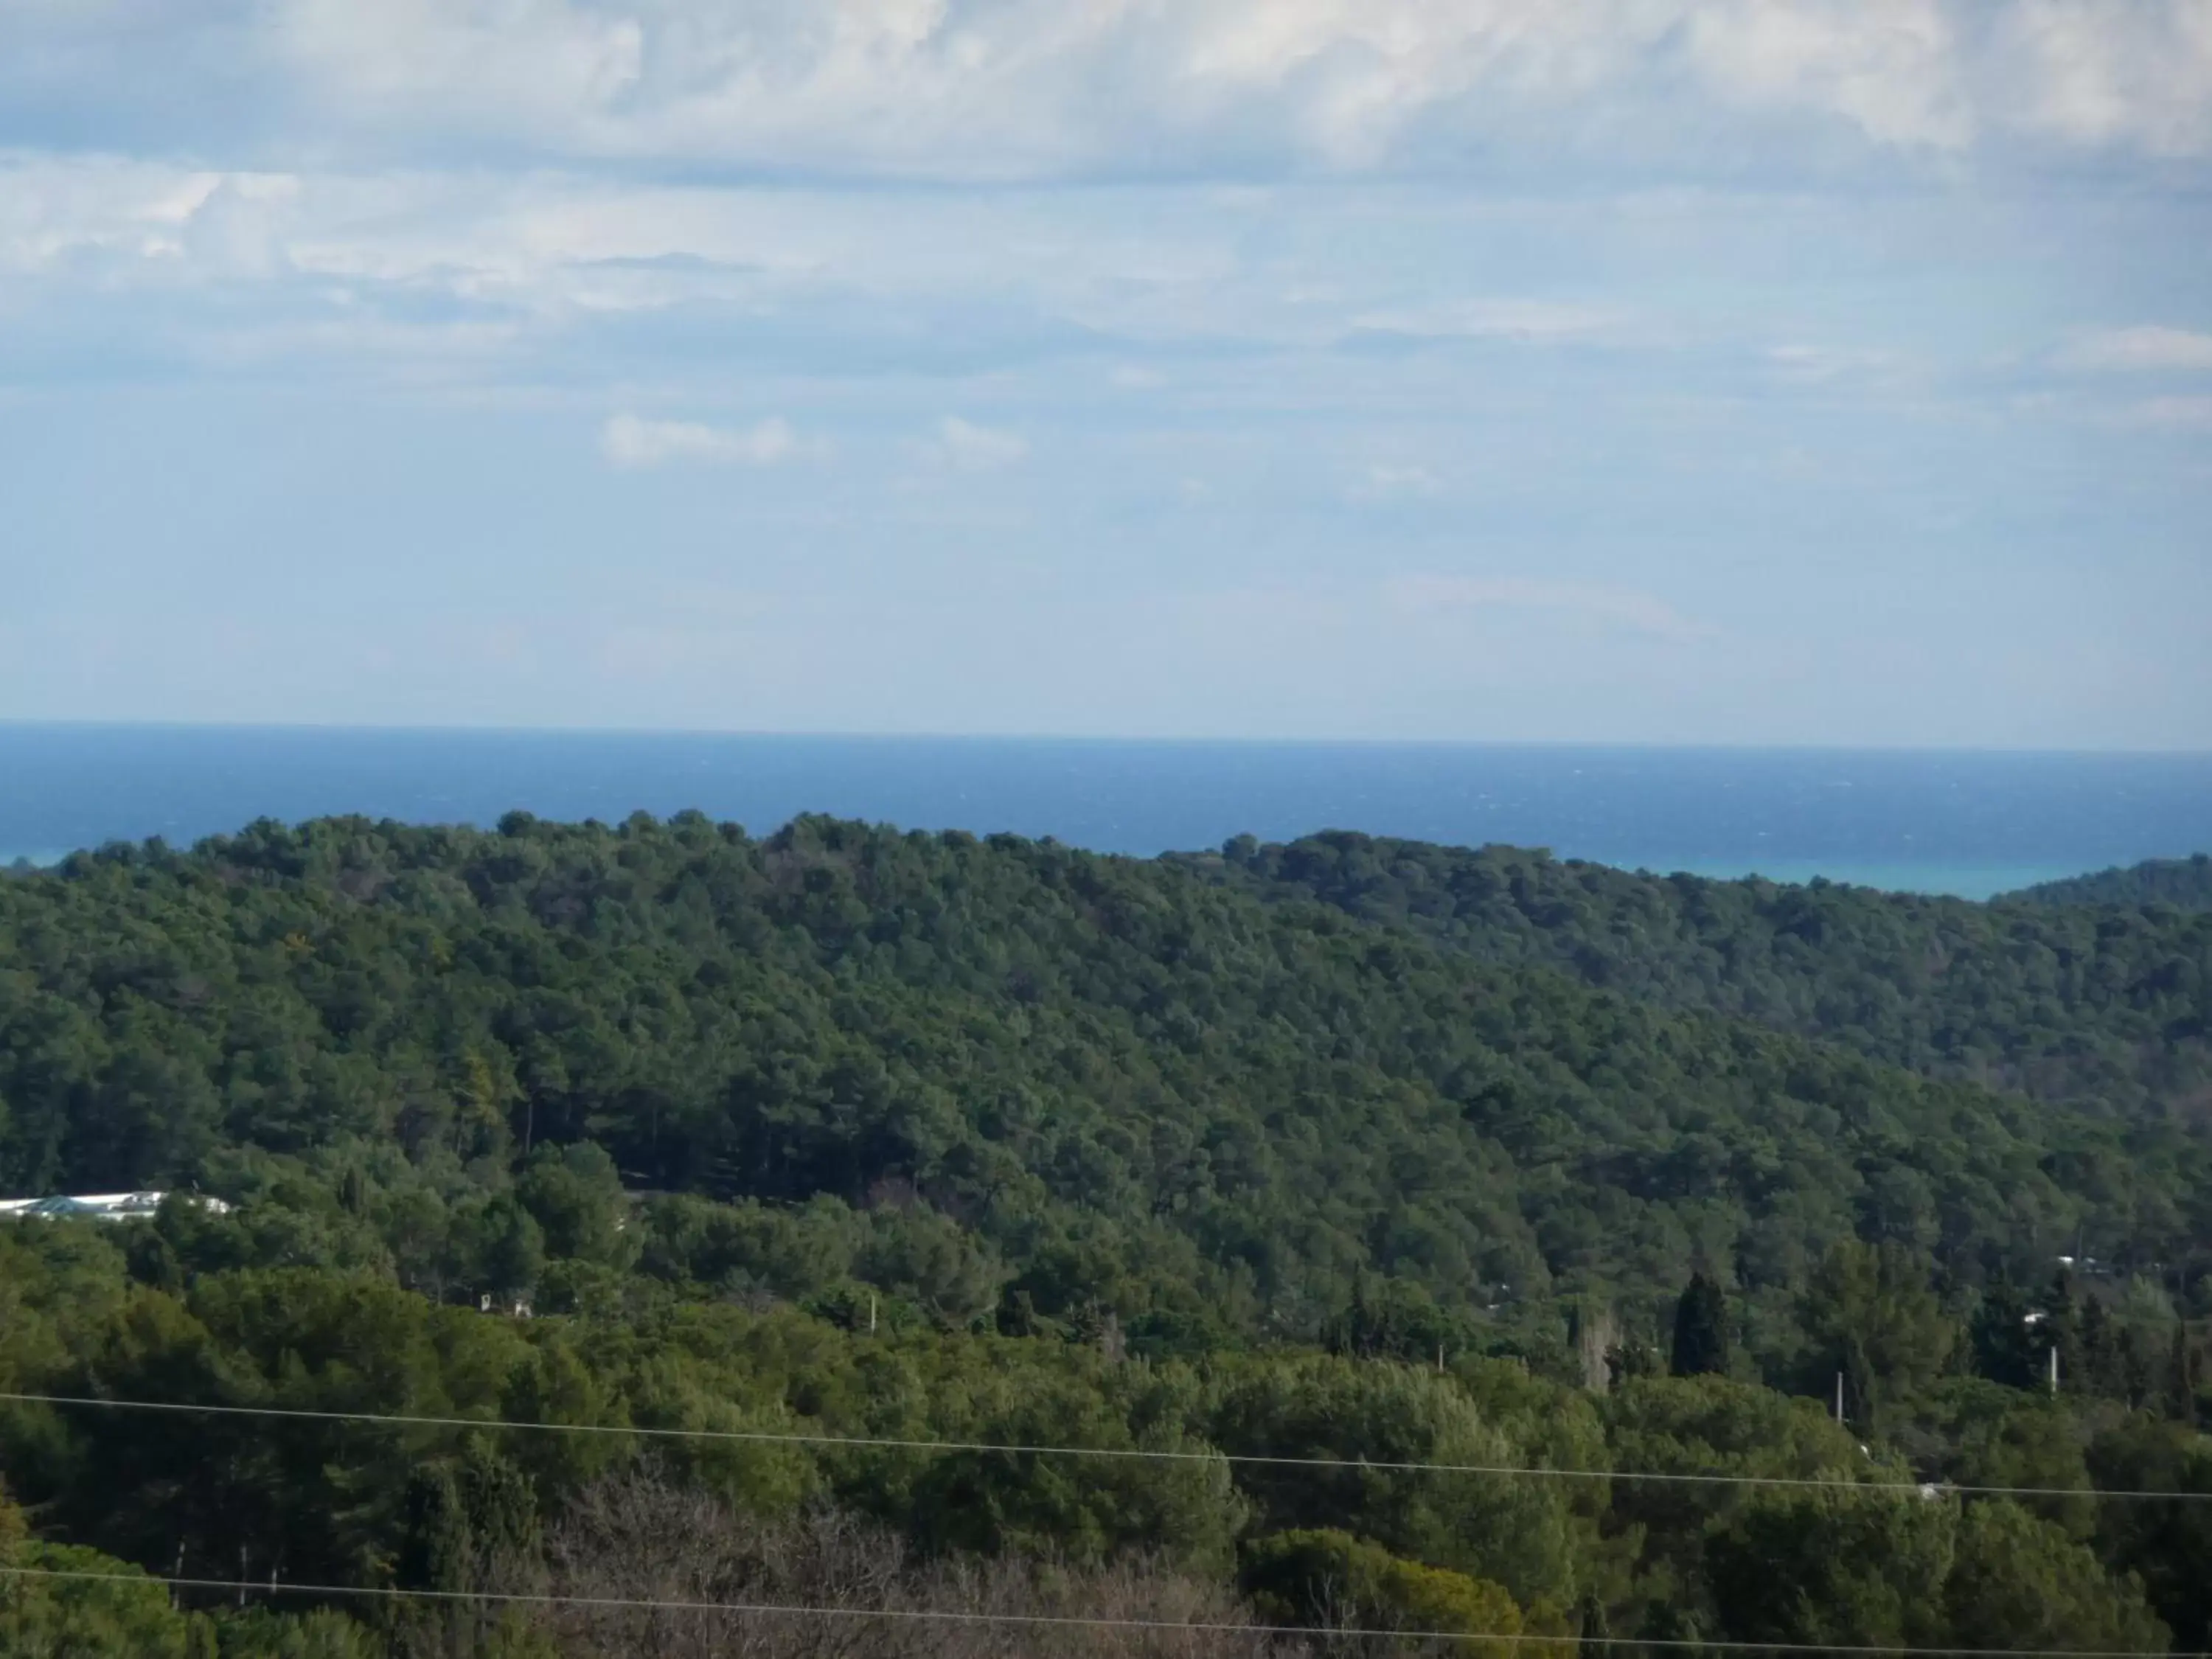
(3, 725, 2208, 900)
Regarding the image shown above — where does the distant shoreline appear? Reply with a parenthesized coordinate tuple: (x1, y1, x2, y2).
(5, 727, 2205, 904)
(0, 841, 2115, 902)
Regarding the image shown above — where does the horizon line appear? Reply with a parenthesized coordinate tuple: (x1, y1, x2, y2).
(3, 720, 2209, 760)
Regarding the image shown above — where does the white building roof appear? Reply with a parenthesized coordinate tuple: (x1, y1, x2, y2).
(0, 1191, 231, 1220)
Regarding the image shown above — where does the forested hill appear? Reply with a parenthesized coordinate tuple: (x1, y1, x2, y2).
(4, 814, 2212, 1653)
(2003, 854, 2212, 912)
(1180, 834, 2212, 1120)
(1, 813, 2205, 1336)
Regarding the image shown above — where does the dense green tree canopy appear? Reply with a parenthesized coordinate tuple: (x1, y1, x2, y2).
(0, 813, 2207, 1653)
(2007, 855, 2212, 913)
(3, 814, 2205, 1334)
(1669, 1274, 1731, 1379)
(1185, 832, 2212, 1119)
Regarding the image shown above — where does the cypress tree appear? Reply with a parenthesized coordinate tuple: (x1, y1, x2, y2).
(397, 1464, 470, 1593)
(1671, 1273, 1731, 1377)
(2079, 1295, 2118, 1398)
(1970, 1276, 2039, 1389)
(1579, 1590, 1611, 1641)
(2168, 1323, 2199, 1425)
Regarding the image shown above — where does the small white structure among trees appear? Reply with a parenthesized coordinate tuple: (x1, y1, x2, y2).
(0, 1191, 231, 1221)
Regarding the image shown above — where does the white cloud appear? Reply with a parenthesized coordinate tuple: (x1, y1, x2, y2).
(1987, 0, 2212, 159)
(601, 412, 816, 469)
(1388, 574, 1713, 642)
(0, 153, 1333, 380)
(1354, 299, 1627, 344)
(926, 415, 1028, 472)
(2113, 395, 2212, 430)
(1681, 0, 1969, 152)
(0, 164, 305, 279)
(6, 1, 2212, 181)
(1353, 463, 1442, 500)
(1765, 342, 1913, 382)
(2061, 327, 2212, 374)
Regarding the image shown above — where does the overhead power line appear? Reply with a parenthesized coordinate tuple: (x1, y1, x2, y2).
(3, 1391, 2207, 1503)
(0, 1565, 2197, 1658)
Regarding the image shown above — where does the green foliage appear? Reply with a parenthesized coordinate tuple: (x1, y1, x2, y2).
(1910, 1382, 2096, 1539)
(2008, 854, 2212, 911)
(1600, 1374, 1873, 1617)
(1714, 1484, 2168, 1653)
(1705, 1486, 1958, 1649)
(515, 1143, 633, 1271)
(1191, 831, 2212, 1124)
(850, 1205, 1010, 1331)
(4, 814, 2199, 1344)
(212, 1607, 381, 1658)
(454, 1196, 545, 1303)
(2087, 1418, 2212, 1647)
(1669, 1274, 1731, 1378)
(1208, 1355, 1578, 1606)
(0, 1476, 373, 1658)
(0, 814, 2209, 1649)
(635, 1193, 857, 1301)
(397, 1439, 540, 1593)
(1241, 1528, 1534, 1652)
(1944, 1498, 2168, 1653)
(0, 1172, 2197, 1653)
(1795, 1241, 1957, 1434)
(0, 1541, 209, 1658)
(1969, 1276, 2044, 1391)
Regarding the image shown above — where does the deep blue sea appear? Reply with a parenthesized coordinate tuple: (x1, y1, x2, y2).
(3, 725, 2208, 900)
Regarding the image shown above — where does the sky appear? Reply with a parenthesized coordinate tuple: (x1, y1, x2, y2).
(1, 1, 2208, 748)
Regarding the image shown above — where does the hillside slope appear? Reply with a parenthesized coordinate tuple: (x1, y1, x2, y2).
(2004, 853, 2212, 911)
(1179, 834, 2212, 1119)
(3, 814, 2209, 1652)
(1, 813, 2204, 1338)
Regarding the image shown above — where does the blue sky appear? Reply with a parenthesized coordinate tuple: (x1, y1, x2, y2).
(1, 1, 2208, 747)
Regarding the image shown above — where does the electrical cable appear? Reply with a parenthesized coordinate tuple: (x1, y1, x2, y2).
(3, 1391, 2206, 1503)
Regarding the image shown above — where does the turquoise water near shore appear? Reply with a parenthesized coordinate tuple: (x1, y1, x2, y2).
(4, 726, 2206, 901)
(1643, 860, 2092, 900)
